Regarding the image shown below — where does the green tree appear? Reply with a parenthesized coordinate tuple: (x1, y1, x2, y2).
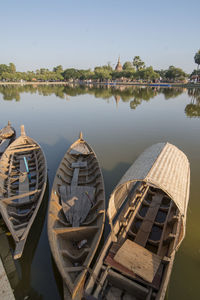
(62, 68, 80, 80)
(138, 66, 159, 81)
(0, 64, 10, 75)
(53, 65, 63, 73)
(123, 61, 134, 70)
(194, 49, 200, 70)
(154, 69, 166, 80)
(9, 63, 16, 73)
(133, 56, 145, 71)
(79, 69, 94, 80)
(94, 66, 112, 80)
(165, 66, 187, 81)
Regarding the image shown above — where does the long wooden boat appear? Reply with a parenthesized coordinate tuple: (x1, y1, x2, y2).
(85, 143, 190, 300)
(48, 133, 105, 299)
(0, 125, 47, 259)
(0, 121, 16, 158)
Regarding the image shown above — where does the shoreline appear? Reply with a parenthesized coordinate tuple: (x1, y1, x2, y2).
(0, 81, 199, 88)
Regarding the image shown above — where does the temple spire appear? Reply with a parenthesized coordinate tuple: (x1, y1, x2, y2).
(115, 56, 122, 71)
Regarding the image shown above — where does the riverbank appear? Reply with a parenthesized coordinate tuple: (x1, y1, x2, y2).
(0, 81, 200, 88)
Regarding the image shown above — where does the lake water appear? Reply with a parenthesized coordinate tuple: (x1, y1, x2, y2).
(0, 84, 199, 300)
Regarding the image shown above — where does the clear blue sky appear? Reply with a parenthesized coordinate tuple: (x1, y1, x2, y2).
(0, 0, 199, 73)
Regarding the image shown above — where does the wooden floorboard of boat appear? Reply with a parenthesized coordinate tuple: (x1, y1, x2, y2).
(18, 157, 30, 204)
(134, 193, 163, 247)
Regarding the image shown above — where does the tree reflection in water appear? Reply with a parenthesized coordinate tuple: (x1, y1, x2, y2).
(185, 88, 200, 117)
(0, 84, 199, 117)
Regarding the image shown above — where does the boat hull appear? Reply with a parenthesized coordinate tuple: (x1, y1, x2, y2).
(48, 136, 105, 299)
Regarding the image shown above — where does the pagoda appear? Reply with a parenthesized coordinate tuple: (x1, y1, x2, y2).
(115, 57, 123, 71)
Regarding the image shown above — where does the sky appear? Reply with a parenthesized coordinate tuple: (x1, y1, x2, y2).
(0, 0, 200, 73)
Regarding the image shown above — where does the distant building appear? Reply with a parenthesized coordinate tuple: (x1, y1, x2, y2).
(115, 57, 123, 72)
(190, 75, 200, 83)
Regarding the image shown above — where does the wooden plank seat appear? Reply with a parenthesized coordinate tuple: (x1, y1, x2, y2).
(71, 161, 87, 168)
(2, 190, 40, 205)
(9, 146, 39, 153)
(114, 239, 161, 283)
(104, 245, 137, 280)
(69, 143, 91, 155)
(60, 185, 95, 227)
(104, 241, 163, 290)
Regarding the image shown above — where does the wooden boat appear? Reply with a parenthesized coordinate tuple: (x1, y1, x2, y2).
(0, 121, 16, 158)
(0, 125, 47, 259)
(48, 132, 105, 299)
(85, 143, 190, 300)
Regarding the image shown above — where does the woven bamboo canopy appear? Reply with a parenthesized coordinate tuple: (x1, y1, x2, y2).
(107, 143, 190, 247)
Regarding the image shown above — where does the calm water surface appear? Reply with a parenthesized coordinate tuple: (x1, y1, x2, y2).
(0, 85, 199, 300)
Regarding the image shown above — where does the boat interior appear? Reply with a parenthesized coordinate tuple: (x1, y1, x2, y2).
(49, 141, 105, 290)
(90, 182, 181, 300)
(0, 143, 46, 241)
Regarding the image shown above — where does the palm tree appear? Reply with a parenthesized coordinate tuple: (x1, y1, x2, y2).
(194, 50, 200, 70)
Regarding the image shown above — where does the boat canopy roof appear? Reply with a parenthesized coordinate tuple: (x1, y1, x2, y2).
(107, 143, 190, 246)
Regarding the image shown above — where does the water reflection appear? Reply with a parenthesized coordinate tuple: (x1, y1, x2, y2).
(0, 84, 199, 300)
(185, 88, 200, 117)
(0, 83, 185, 103)
(1, 84, 199, 117)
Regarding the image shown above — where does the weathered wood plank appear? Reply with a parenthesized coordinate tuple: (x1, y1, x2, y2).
(1, 189, 40, 205)
(134, 193, 163, 247)
(107, 268, 148, 298)
(18, 157, 30, 204)
(114, 239, 161, 283)
(71, 157, 83, 186)
(71, 186, 94, 227)
(8, 146, 39, 154)
(104, 251, 136, 279)
(14, 239, 26, 260)
(71, 167, 79, 186)
(60, 185, 75, 225)
(70, 143, 90, 155)
(71, 161, 87, 168)
(60, 185, 95, 227)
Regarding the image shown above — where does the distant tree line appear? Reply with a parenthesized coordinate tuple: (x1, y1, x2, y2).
(0, 52, 199, 83)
